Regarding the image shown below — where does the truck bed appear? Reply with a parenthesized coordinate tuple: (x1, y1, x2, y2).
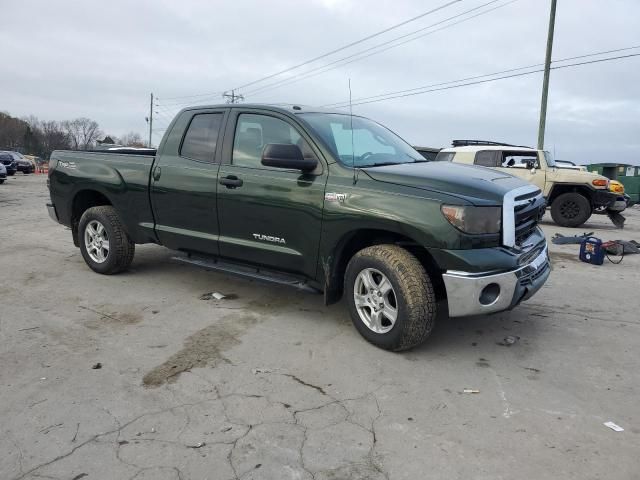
(48, 149, 157, 244)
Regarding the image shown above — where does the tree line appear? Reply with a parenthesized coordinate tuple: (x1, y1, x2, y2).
(0, 111, 145, 160)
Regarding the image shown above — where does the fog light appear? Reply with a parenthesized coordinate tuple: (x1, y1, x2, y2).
(479, 283, 500, 306)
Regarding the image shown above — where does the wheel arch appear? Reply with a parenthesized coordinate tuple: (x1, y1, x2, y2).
(548, 183, 595, 206)
(322, 228, 445, 305)
(70, 189, 113, 247)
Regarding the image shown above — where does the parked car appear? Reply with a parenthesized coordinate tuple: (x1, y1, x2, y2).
(47, 105, 549, 351)
(0, 152, 17, 176)
(413, 146, 441, 161)
(555, 159, 587, 171)
(0, 162, 6, 183)
(12, 152, 34, 174)
(436, 140, 624, 228)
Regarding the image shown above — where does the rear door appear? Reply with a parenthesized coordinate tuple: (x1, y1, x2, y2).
(216, 109, 327, 278)
(150, 108, 228, 254)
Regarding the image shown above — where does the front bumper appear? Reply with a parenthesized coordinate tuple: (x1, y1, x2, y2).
(47, 203, 59, 223)
(593, 189, 618, 209)
(442, 244, 550, 317)
(608, 198, 627, 213)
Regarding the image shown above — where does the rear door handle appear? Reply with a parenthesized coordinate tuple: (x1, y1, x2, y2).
(219, 175, 243, 189)
(152, 166, 161, 181)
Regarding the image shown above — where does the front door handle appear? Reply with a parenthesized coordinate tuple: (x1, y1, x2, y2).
(219, 175, 243, 189)
(153, 166, 162, 181)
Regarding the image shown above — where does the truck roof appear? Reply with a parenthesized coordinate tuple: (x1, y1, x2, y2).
(440, 145, 539, 154)
(180, 103, 346, 116)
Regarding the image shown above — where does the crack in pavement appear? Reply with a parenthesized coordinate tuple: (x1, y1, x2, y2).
(10, 369, 391, 480)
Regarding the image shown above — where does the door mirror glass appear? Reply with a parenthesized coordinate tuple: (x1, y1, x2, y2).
(261, 144, 318, 172)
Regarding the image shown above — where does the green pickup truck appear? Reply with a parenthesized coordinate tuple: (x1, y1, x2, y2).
(47, 104, 549, 351)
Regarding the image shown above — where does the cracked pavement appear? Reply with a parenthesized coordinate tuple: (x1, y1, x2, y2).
(1, 176, 639, 479)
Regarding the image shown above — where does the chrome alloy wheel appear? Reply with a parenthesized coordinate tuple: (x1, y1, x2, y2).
(353, 268, 398, 334)
(84, 220, 110, 263)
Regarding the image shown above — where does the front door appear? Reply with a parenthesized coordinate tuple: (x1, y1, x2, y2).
(495, 151, 546, 191)
(216, 110, 326, 278)
(150, 108, 227, 254)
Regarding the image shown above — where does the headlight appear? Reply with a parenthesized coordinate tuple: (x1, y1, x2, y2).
(609, 182, 625, 194)
(441, 205, 502, 234)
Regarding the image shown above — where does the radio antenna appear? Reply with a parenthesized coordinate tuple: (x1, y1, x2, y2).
(349, 78, 358, 184)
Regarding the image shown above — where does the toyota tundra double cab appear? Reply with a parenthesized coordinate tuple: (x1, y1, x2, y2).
(436, 140, 624, 228)
(47, 105, 549, 351)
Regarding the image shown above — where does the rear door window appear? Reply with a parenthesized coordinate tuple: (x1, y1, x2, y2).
(474, 151, 498, 167)
(180, 113, 223, 162)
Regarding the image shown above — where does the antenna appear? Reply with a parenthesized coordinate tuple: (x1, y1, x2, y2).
(349, 79, 358, 184)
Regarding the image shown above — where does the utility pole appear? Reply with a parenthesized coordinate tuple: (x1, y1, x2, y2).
(148, 92, 154, 148)
(223, 90, 244, 104)
(537, 0, 557, 150)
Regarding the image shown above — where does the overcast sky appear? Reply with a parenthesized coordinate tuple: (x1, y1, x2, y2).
(1, 0, 639, 163)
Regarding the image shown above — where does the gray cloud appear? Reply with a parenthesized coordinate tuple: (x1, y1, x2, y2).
(1, 0, 638, 163)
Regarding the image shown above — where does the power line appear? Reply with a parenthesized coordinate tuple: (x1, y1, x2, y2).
(324, 52, 640, 108)
(323, 45, 640, 108)
(244, 0, 514, 98)
(158, 0, 463, 104)
(230, 0, 463, 92)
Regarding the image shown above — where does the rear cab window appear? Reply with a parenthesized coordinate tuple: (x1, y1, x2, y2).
(180, 113, 224, 162)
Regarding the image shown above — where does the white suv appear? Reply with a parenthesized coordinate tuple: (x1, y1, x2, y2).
(436, 141, 623, 228)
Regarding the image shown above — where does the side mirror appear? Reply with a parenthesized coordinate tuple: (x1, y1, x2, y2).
(261, 144, 317, 172)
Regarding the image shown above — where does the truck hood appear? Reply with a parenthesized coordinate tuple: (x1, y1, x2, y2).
(546, 167, 607, 185)
(363, 162, 532, 204)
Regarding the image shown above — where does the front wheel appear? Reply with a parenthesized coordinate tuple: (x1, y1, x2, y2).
(345, 244, 436, 351)
(78, 206, 135, 274)
(550, 192, 592, 227)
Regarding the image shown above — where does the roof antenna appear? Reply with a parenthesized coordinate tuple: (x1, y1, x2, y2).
(349, 78, 358, 184)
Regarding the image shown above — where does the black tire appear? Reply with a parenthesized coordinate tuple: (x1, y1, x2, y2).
(550, 192, 592, 227)
(0, 179, 4, 184)
(78, 206, 135, 274)
(8, 171, 15, 176)
(345, 244, 436, 351)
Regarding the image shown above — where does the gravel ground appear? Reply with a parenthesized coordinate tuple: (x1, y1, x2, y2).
(1, 174, 639, 480)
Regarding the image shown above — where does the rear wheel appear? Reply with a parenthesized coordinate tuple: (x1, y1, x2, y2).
(550, 192, 591, 227)
(78, 206, 135, 274)
(345, 244, 436, 351)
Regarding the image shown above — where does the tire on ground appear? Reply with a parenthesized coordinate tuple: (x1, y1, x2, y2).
(78, 206, 135, 274)
(345, 244, 436, 351)
(550, 192, 592, 227)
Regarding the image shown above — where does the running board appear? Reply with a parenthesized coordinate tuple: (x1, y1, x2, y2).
(171, 254, 321, 293)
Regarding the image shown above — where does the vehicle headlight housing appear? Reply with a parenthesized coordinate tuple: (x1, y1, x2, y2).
(441, 205, 502, 234)
(609, 181, 625, 194)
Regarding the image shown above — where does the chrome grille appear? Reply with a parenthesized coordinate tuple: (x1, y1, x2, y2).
(502, 185, 544, 248)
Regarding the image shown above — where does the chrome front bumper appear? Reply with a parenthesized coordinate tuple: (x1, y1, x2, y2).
(443, 245, 550, 317)
(47, 203, 59, 223)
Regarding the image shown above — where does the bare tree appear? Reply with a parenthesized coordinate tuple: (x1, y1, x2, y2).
(0, 112, 28, 150)
(118, 131, 145, 147)
(40, 120, 70, 157)
(62, 118, 103, 150)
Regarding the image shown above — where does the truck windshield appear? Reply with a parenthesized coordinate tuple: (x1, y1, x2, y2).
(543, 150, 556, 167)
(299, 113, 424, 167)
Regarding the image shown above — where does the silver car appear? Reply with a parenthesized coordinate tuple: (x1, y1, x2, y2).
(0, 162, 6, 184)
